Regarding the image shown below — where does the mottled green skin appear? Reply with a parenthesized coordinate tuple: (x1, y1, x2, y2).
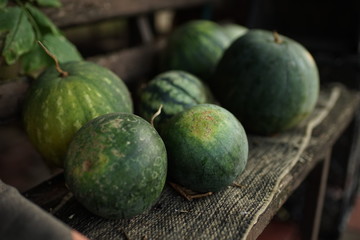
(162, 20, 231, 81)
(23, 61, 133, 168)
(212, 29, 319, 135)
(65, 113, 167, 219)
(161, 104, 248, 193)
(222, 23, 248, 42)
(137, 70, 214, 129)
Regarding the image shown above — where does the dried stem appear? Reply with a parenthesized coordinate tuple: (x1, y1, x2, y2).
(273, 31, 282, 44)
(232, 182, 246, 188)
(150, 104, 163, 127)
(169, 182, 213, 201)
(38, 41, 68, 77)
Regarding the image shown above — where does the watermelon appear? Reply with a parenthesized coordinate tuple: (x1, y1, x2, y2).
(222, 23, 248, 42)
(211, 29, 319, 135)
(22, 61, 133, 168)
(160, 104, 248, 193)
(137, 70, 214, 128)
(64, 112, 167, 219)
(161, 20, 231, 81)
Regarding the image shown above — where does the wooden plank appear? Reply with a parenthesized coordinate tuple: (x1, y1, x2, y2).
(43, 0, 216, 28)
(89, 39, 166, 84)
(0, 78, 30, 122)
(302, 150, 331, 240)
(23, 84, 360, 240)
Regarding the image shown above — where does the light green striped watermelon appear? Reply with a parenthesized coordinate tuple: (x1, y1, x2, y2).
(23, 61, 133, 168)
(65, 112, 167, 219)
(160, 104, 248, 193)
(161, 20, 231, 81)
(137, 70, 214, 129)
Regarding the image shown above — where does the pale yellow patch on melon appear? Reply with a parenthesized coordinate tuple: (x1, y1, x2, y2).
(102, 77, 112, 85)
(83, 94, 96, 116)
(182, 110, 222, 142)
(73, 120, 82, 129)
(111, 149, 124, 158)
(110, 118, 124, 129)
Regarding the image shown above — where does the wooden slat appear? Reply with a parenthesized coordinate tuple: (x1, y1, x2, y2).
(0, 78, 29, 121)
(43, 0, 216, 28)
(89, 39, 166, 84)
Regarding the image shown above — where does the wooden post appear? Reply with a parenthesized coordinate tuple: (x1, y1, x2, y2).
(302, 150, 332, 240)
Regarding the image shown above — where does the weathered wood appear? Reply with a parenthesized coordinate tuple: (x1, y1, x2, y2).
(24, 84, 360, 240)
(43, 0, 216, 28)
(88, 39, 165, 83)
(301, 150, 331, 240)
(0, 78, 30, 121)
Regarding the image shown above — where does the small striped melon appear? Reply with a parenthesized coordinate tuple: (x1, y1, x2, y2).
(137, 70, 214, 129)
(23, 61, 133, 168)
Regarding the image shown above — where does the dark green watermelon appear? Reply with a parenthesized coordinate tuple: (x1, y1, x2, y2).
(137, 70, 214, 128)
(64, 112, 167, 219)
(161, 20, 231, 81)
(22, 61, 133, 167)
(211, 29, 319, 135)
(160, 104, 248, 193)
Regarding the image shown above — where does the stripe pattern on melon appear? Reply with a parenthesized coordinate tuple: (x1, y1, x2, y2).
(138, 70, 212, 127)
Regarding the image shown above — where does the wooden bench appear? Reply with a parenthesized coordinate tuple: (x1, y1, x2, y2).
(1, 0, 360, 239)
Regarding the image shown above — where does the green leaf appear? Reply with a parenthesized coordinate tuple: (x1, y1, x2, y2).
(0, 0, 8, 9)
(19, 40, 48, 75)
(35, 0, 62, 8)
(21, 34, 83, 75)
(0, 7, 35, 65)
(25, 3, 61, 36)
(0, 7, 18, 31)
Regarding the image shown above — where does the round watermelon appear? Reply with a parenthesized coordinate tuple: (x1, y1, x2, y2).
(161, 20, 231, 81)
(137, 70, 214, 128)
(23, 61, 133, 168)
(64, 112, 167, 219)
(160, 104, 248, 193)
(211, 29, 319, 135)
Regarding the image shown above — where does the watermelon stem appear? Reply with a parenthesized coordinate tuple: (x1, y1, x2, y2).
(150, 104, 163, 127)
(169, 182, 213, 201)
(37, 41, 69, 77)
(273, 31, 283, 44)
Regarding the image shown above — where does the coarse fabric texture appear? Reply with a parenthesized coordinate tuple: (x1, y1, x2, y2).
(50, 85, 356, 240)
(0, 180, 72, 240)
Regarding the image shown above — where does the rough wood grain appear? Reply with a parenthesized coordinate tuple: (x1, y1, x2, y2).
(24, 84, 360, 240)
(88, 39, 166, 83)
(0, 78, 30, 122)
(43, 0, 216, 28)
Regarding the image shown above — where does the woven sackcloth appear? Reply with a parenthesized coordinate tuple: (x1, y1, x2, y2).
(53, 85, 343, 240)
